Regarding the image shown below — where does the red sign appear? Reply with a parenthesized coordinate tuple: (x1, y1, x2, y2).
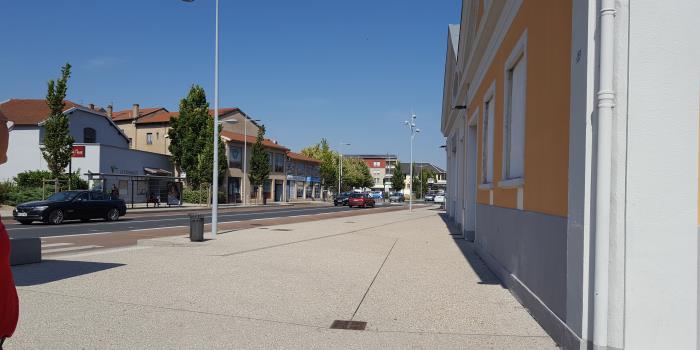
(72, 145, 85, 158)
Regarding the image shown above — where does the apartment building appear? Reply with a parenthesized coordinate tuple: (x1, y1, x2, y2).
(441, 1, 699, 349)
(221, 130, 289, 203)
(345, 154, 398, 192)
(286, 152, 321, 201)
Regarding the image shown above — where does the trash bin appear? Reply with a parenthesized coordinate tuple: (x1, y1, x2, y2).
(189, 213, 204, 242)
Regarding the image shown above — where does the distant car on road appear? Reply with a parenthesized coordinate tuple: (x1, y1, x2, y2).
(370, 191, 383, 199)
(388, 192, 404, 203)
(433, 193, 446, 204)
(13, 190, 127, 225)
(424, 191, 436, 202)
(348, 193, 376, 208)
(334, 192, 351, 206)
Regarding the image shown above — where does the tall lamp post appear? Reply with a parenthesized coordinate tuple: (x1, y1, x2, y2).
(337, 142, 350, 193)
(242, 117, 262, 206)
(404, 114, 420, 212)
(182, 0, 219, 238)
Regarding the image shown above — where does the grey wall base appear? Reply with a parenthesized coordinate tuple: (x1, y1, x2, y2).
(475, 242, 584, 349)
(475, 204, 580, 349)
(10, 238, 42, 265)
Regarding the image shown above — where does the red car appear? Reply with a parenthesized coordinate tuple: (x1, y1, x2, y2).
(348, 193, 376, 208)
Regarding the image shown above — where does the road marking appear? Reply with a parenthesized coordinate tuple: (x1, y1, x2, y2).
(41, 231, 114, 239)
(40, 243, 72, 248)
(5, 207, 346, 231)
(54, 246, 151, 259)
(43, 245, 103, 254)
(130, 225, 186, 232)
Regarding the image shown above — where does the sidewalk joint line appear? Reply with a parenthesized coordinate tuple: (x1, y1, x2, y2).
(351, 239, 398, 320)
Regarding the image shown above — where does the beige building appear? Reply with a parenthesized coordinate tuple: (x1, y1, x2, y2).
(221, 130, 289, 203)
(110, 104, 171, 154)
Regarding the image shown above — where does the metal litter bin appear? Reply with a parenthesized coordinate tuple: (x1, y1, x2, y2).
(189, 213, 204, 242)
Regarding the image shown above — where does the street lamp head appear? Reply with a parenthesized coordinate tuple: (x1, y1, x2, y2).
(416, 128, 421, 133)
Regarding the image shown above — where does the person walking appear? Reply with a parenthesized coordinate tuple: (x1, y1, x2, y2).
(0, 110, 19, 348)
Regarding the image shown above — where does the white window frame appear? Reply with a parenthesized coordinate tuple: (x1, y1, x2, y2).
(146, 132, 153, 145)
(479, 81, 496, 190)
(499, 31, 527, 189)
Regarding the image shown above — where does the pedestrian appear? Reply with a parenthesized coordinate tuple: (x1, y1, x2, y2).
(111, 184, 119, 200)
(0, 110, 19, 348)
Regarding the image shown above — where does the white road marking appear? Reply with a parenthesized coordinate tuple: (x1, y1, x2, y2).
(43, 245, 103, 254)
(130, 225, 186, 232)
(42, 231, 113, 239)
(40, 243, 72, 248)
(5, 207, 344, 231)
(54, 246, 151, 259)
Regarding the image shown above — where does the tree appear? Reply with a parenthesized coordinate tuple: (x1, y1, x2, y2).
(301, 138, 339, 192)
(414, 167, 436, 198)
(342, 157, 373, 190)
(248, 126, 270, 202)
(391, 161, 405, 192)
(168, 85, 226, 188)
(42, 63, 74, 178)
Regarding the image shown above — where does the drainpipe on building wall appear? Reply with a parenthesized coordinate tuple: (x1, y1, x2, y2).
(593, 0, 616, 347)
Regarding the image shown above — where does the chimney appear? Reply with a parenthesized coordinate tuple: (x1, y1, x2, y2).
(106, 105, 113, 118)
(132, 104, 140, 120)
(89, 103, 95, 110)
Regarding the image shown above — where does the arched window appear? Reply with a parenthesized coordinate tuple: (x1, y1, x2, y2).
(83, 127, 97, 143)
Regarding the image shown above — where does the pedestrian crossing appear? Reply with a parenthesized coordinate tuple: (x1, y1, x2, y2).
(41, 241, 103, 255)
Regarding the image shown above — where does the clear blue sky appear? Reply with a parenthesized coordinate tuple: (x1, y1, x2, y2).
(0, 0, 460, 168)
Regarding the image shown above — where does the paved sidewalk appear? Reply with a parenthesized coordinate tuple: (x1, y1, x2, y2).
(9, 207, 557, 349)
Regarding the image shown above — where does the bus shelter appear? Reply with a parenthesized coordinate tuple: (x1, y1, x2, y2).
(85, 172, 184, 209)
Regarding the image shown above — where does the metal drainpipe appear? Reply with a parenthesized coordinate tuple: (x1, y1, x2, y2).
(593, 0, 616, 347)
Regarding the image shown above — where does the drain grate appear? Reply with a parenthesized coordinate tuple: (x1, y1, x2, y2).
(330, 320, 367, 330)
(272, 228, 292, 231)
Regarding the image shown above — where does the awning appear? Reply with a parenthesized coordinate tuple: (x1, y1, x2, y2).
(144, 168, 173, 176)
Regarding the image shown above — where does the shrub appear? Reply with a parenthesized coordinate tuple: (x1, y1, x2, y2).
(0, 181, 13, 204)
(5, 187, 44, 206)
(182, 188, 209, 204)
(14, 170, 88, 190)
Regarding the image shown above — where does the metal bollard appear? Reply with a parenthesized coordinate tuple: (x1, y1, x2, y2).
(189, 213, 204, 242)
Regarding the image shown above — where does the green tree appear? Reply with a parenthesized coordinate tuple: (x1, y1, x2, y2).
(342, 157, 373, 190)
(42, 63, 74, 178)
(248, 126, 270, 201)
(168, 85, 226, 188)
(414, 167, 436, 198)
(391, 161, 405, 192)
(301, 138, 339, 192)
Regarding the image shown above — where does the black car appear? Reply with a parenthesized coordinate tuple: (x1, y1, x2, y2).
(334, 192, 351, 206)
(13, 190, 127, 225)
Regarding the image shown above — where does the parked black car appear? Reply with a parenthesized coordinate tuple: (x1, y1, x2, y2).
(13, 190, 127, 225)
(333, 192, 351, 206)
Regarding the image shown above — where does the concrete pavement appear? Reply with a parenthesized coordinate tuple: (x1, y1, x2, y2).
(9, 207, 557, 349)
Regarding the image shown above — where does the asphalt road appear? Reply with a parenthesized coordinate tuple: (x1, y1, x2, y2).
(6, 204, 398, 239)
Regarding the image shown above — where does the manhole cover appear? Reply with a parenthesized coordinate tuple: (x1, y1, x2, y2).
(330, 320, 367, 330)
(272, 229, 292, 231)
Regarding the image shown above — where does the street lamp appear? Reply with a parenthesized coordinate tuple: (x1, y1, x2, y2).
(182, 0, 220, 239)
(338, 142, 351, 193)
(242, 117, 262, 206)
(404, 114, 420, 212)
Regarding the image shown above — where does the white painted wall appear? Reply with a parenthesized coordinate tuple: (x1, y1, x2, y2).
(0, 126, 44, 181)
(622, 1, 699, 348)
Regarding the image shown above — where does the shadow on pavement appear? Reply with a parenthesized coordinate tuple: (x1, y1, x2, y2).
(438, 213, 504, 287)
(12, 260, 125, 286)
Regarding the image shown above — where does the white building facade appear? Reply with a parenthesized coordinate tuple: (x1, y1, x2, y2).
(441, 1, 699, 349)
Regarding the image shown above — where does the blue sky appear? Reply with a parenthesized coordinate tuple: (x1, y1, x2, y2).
(0, 0, 460, 168)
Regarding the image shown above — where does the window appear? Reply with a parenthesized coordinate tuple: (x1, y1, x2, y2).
(503, 56, 526, 180)
(482, 97, 494, 184)
(146, 133, 153, 145)
(274, 153, 285, 173)
(83, 127, 96, 143)
(268, 152, 273, 171)
(229, 146, 242, 168)
(503, 33, 527, 183)
(373, 161, 380, 167)
(156, 132, 160, 140)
